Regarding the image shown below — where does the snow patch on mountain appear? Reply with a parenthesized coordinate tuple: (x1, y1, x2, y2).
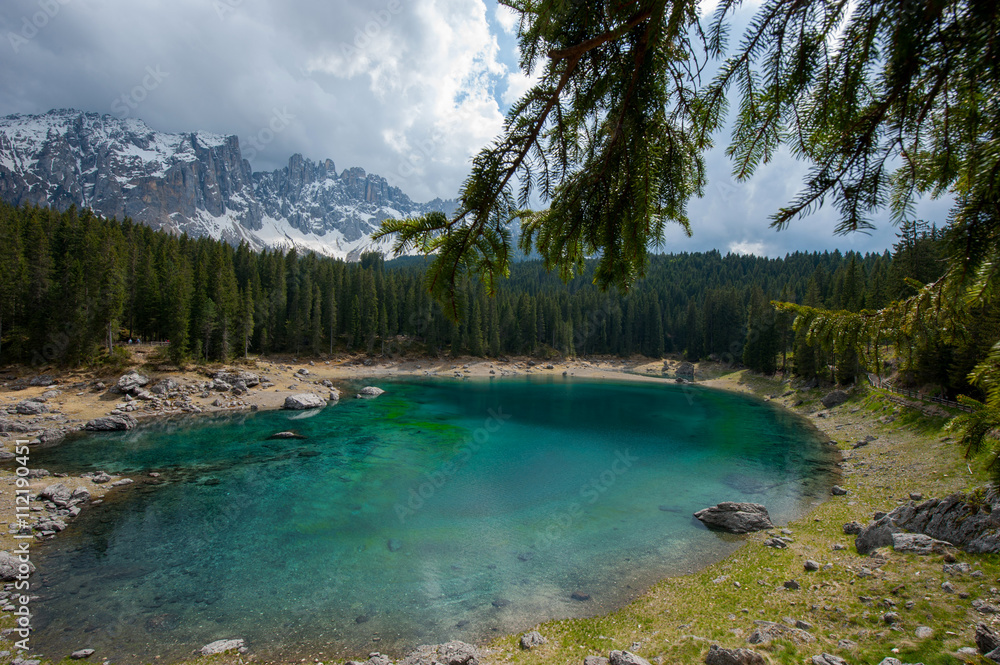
(0, 109, 456, 260)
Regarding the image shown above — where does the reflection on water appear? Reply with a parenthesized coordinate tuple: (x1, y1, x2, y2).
(27, 377, 837, 663)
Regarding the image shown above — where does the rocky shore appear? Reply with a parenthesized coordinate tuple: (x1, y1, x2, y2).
(0, 359, 996, 665)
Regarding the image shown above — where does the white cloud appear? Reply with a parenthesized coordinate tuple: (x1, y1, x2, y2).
(303, 0, 507, 197)
(502, 69, 535, 106)
(728, 240, 768, 256)
(495, 5, 519, 34)
(0, 0, 954, 255)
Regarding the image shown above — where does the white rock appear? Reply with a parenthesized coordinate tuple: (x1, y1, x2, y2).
(283, 394, 326, 410)
(200, 639, 245, 656)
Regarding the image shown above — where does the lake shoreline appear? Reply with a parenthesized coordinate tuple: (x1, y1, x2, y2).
(0, 359, 991, 664)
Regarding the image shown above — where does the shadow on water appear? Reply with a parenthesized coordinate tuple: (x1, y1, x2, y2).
(25, 377, 837, 664)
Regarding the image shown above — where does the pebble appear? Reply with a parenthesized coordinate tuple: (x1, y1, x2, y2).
(804, 560, 820, 572)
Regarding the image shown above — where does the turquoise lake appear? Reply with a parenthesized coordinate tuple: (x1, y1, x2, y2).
(26, 377, 837, 663)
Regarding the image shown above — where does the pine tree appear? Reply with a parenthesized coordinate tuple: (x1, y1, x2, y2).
(468, 297, 484, 356)
(237, 284, 254, 359)
(743, 287, 779, 374)
(377, 0, 1000, 329)
(166, 253, 193, 365)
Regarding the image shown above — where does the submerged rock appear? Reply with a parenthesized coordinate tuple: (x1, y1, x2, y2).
(267, 431, 306, 440)
(694, 502, 774, 533)
(283, 394, 326, 410)
(199, 639, 245, 656)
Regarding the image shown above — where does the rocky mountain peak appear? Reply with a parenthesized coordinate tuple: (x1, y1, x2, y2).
(0, 109, 455, 259)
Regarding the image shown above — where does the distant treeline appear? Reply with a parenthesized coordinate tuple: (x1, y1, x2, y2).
(1, 201, 977, 394)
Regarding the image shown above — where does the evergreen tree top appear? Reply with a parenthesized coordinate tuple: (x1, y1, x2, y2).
(375, 0, 999, 322)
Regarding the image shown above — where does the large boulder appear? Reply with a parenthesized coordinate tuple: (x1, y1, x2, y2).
(39, 428, 69, 444)
(705, 645, 766, 665)
(0, 551, 35, 580)
(694, 502, 774, 534)
(399, 641, 481, 665)
(856, 489, 1000, 554)
(213, 370, 260, 387)
(811, 656, 849, 665)
(15, 401, 47, 415)
(891, 532, 953, 555)
(854, 515, 900, 554)
(977, 623, 1000, 655)
(84, 415, 137, 431)
(520, 631, 546, 649)
(820, 390, 850, 408)
(747, 621, 816, 645)
(283, 394, 327, 410)
(115, 370, 149, 394)
(0, 419, 31, 433)
(609, 651, 653, 665)
(38, 483, 72, 506)
(357, 386, 386, 399)
(149, 378, 179, 395)
(28, 374, 56, 387)
(199, 639, 245, 656)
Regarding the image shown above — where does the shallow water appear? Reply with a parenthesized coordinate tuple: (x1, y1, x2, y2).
(26, 377, 836, 663)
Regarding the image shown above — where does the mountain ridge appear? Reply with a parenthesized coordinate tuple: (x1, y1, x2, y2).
(0, 108, 457, 259)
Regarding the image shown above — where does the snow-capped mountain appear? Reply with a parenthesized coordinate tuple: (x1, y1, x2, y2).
(0, 109, 457, 259)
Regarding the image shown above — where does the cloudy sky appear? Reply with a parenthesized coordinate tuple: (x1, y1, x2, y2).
(0, 0, 951, 257)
